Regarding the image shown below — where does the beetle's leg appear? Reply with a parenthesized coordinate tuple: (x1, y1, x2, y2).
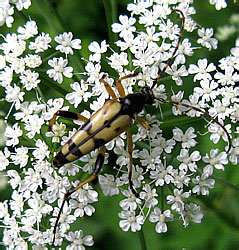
(127, 130, 138, 197)
(99, 75, 117, 101)
(136, 116, 151, 130)
(48, 110, 88, 131)
(116, 72, 139, 98)
(52, 145, 106, 244)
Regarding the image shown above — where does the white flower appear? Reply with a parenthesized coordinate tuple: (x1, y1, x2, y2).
(202, 149, 228, 170)
(44, 172, 71, 203)
(5, 84, 25, 108)
(107, 52, 129, 72)
(0, 201, 9, 219)
(119, 189, 141, 211)
(140, 184, 158, 208)
(24, 114, 44, 139)
(188, 59, 216, 81)
(194, 79, 219, 102)
(11, 146, 29, 168)
(5, 123, 23, 147)
(88, 40, 108, 62)
(177, 149, 201, 172)
(24, 54, 42, 68)
(159, 19, 180, 40)
(69, 199, 95, 217)
(7, 170, 21, 190)
(167, 189, 191, 213)
(47, 57, 73, 83)
(165, 56, 188, 86)
(192, 175, 215, 195)
(0, 2, 14, 27)
(9, 191, 24, 216)
(29, 32, 52, 53)
(149, 163, 174, 186)
(71, 183, 98, 204)
(197, 27, 218, 50)
(15, 0, 31, 11)
(209, 0, 227, 10)
(0, 66, 13, 87)
(17, 20, 38, 40)
(149, 207, 173, 233)
(85, 62, 102, 83)
(173, 127, 197, 149)
(24, 193, 53, 224)
(55, 32, 81, 55)
(21, 167, 43, 192)
(41, 97, 66, 121)
(45, 122, 66, 143)
(65, 230, 94, 250)
(20, 70, 40, 90)
(208, 123, 231, 146)
(229, 138, 239, 165)
(112, 15, 136, 37)
(214, 66, 239, 86)
(0, 147, 10, 171)
(2, 33, 26, 57)
(99, 174, 120, 196)
(66, 81, 92, 108)
(181, 203, 203, 227)
(118, 210, 144, 232)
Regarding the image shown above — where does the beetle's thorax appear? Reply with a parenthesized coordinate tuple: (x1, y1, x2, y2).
(119, 86, 154, 117)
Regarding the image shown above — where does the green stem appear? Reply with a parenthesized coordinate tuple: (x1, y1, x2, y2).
(161, 186, 164, 211)
(212, 175, 239, 191)
(35, 0, 63, 36)
(138, 227, 147, 250)
(198, 196, 239, 230)
(103, 0, 118, 47)
(40, 73, 69, 97)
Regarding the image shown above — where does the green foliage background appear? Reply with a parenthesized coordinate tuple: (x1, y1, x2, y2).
(0, 0, 239, 249)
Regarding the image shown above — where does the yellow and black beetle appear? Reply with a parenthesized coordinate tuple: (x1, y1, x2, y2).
(49, 10, 231, 243)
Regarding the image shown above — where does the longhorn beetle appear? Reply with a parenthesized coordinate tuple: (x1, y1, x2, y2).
(49, 9, 231, 244)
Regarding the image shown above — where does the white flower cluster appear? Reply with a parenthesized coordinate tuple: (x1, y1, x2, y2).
(0, 0, 238, 248)
(0, 0, 31, 27)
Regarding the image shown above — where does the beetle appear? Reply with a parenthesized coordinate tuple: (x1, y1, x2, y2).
(49, 10, 231, 243)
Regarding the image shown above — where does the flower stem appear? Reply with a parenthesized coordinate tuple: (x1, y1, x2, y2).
(199, 195, 239, 230)
(103, 0, 118, 47)
(212, 175, 239, 191)
(138, 227, 147, 250)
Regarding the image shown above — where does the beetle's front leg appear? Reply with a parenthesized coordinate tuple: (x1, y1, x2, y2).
(48, 110, 88, 131)
(52, 145, 106, 244)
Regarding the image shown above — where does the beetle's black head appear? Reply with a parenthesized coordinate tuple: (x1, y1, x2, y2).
(140, 86, 154, 105)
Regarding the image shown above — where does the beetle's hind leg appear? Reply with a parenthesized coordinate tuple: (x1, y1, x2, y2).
(52, 145, 106, 244)
(48, 110, 88, 131)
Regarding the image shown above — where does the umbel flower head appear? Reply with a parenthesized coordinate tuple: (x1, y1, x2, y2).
(0, 0, 238, 248)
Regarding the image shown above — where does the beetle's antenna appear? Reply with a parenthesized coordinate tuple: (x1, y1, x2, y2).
(157, 97, 232, 153)
(151, 9, 185, 90)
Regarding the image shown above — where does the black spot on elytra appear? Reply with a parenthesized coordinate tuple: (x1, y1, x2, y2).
(115, 127, 121, 132)
(104, 120, 111, 128)
(94, 138, 106, 149)
(81, 120, 92, 132)
(71, 147, 83, 157)
(68, 139, 76, 151)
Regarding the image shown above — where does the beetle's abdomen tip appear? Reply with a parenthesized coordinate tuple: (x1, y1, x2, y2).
(53, 151, 69, 168)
